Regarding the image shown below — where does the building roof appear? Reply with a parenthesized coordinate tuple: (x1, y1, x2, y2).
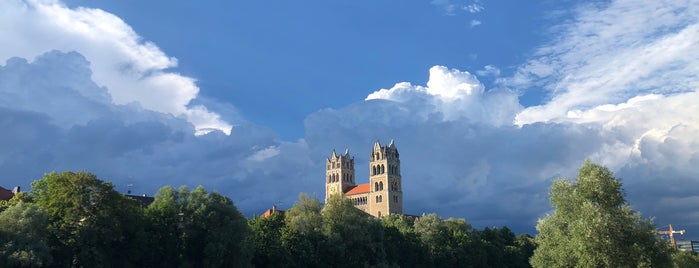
(0, 186, 14, 201)
(125, 194, 155, 207)
(344, 183, 370, 196)
(261, 206, 285, 218)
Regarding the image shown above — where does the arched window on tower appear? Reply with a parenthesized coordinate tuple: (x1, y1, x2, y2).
(375, 196, 379, 203)
(374, 182, 379, 191)
(379, 181, 383, 191)
(381, 165, 385, 174)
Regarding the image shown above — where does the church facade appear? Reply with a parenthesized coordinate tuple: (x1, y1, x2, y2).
(325, 140, 403, 217)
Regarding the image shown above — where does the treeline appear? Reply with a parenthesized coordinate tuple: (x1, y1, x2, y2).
(0, 171, 533, 267)
(250, 194, 534, 267)
(2, 162, 699, 267)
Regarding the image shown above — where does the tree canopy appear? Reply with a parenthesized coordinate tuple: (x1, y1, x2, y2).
(4, 164, 684, 267)
(531, 161, 673, 268)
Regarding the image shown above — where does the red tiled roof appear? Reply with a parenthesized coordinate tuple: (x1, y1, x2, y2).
(344, 183, 370, 196)
(261, 207, 285, 218)
(0, 186, 14, 201)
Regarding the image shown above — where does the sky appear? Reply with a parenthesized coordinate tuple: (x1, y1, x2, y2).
(1, 0, 698, 237)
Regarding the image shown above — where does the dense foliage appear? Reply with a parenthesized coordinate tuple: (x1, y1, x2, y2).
(531, 161, 673, 267)
(1, 171, 250, 268)
(0, 163, 694, 267)
(247, 194, 535, 267)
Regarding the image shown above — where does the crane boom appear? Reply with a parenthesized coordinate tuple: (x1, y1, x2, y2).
(657, 224, 686, 249)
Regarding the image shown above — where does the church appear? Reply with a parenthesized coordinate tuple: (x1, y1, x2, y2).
(325, 140, 403, 217)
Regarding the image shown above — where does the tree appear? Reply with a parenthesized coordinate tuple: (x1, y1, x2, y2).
(143, 186, 184, 267)
(0, 192, 31, 213)
(672, 251, 699, 268)
(280, 193, 325, 267)
(531, 161, 673, 267)
(145, 185, 252, 268)
(248, 211, 291, 268)
(30, 171, 147, 267)
(413, 213, 453, 267)
(381, 214, 429, 267)
(284, 193, 323, 235)
(321, 194, 385, 267)
(0, 201, 52, 267)
(512, 234, 536, 268)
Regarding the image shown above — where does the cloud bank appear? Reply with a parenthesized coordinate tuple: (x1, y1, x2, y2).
(0, 0, 231, 135)
(0, 51, 315, 212)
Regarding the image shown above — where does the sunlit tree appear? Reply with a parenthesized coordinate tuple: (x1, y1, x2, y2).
(531, 161, 672, 267)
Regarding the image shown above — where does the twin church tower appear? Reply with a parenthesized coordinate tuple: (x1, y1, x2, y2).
(325, 140, 403, 217)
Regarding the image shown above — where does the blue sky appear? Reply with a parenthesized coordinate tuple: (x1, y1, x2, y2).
(2, 0, 699, 237)
(61, 0, 556, 139)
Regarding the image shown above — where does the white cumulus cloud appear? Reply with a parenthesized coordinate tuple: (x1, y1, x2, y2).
(366, 65, 521, 126)
(0, 0, 232, 134)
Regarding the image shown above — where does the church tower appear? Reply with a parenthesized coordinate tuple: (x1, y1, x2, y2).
(325, 149, 355, 203)
(368, 140, 402, 217)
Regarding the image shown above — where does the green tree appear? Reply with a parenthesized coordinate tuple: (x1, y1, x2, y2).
(413, 213, 452, 267)
(531, 161, 672, 268)
(284, 193, 323, 235)
(143, 186, 184, 267)
(672, 251, 699, 268)
(281, 193, 325, 267)
(0, 201, 52, 267)
(30, 171, 147, 267)
(321, 194, 385, 267)
(146, 185, 251, 268)
(513, 233, 536, 268)
(0, 192, 31, 213)
(381, 214, 429, 267)
(248, 211, 291, 268)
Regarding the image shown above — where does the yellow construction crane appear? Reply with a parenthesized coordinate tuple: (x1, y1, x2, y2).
(657, 224, 686, 249)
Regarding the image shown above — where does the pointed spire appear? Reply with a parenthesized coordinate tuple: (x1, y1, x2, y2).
(374, 140, 381, 150)
(331, 149, 337, 158)
(344, 148, 350, 156)
(389, 139, 395, 148)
